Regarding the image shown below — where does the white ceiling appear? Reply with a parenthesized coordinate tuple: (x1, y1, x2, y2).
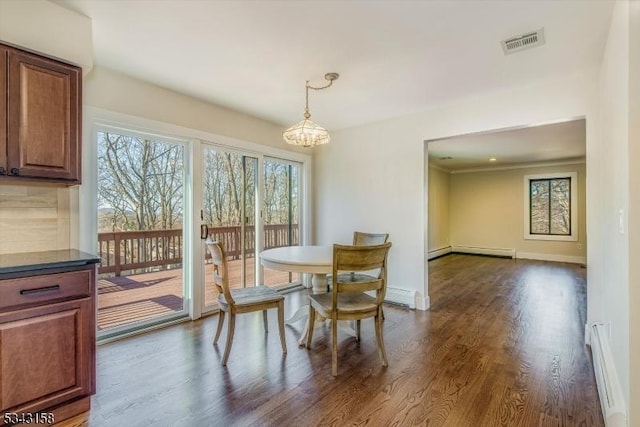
(428, 119, 586, 171)
(54, 0, 613, 133)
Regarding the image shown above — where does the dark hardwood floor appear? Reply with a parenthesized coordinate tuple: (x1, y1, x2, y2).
(60, 254, 603, 426)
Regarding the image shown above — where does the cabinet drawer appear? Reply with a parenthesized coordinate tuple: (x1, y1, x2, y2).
(0, 270, 91, 310)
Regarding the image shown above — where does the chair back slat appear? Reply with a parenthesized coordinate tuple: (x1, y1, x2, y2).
(332, 242, 391, 305)
(336, 278, 382, 294)
(205, 241, 235, 305)
(353, 231, 389, 246)
(335, 245, 390, 272)
(353, 232, 389, 278)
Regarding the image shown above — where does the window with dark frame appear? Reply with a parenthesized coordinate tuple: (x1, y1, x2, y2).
(529, 177, 571, 236)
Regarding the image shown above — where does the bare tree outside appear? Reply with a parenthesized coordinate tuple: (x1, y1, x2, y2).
(530, 178, 570, 235)
(97, 131, 186, 278)
(264, 160, 299, 227)
(97, 133, 301, 280)
(99, 135, 299, 237)
(202, 150, 248, 227)
(97, 132, 184, 232)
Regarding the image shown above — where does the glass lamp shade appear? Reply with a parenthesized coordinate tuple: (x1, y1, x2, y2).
(283, 117, 330, 147)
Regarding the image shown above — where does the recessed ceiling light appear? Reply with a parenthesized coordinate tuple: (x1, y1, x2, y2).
(489, 157, 497, 162)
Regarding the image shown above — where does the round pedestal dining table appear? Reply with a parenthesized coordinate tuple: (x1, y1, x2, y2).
(261, 245, 354, 346)
(260, 245, 332, 294)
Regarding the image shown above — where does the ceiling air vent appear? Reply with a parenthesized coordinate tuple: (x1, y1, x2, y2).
(501, 28, 545, 55)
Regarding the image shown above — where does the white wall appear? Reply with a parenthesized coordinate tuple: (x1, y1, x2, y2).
(314, 68, 598, 312)
(314, 117, 429, 308)
(597, 0, 631, 412)
(628, 1, 640, 422)
(84, 67, 295, 152)
(595, 0, 640, 419)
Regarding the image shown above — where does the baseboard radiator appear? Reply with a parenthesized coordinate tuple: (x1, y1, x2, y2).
(451, 245, 515, 259)
(384, 287, 415, 309)
(590, 323, 627, 427)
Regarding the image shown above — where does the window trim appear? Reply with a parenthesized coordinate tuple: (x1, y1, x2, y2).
(523, 171, 578, 241)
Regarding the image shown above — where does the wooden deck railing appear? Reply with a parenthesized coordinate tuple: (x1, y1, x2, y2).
(98, 224, 298, 275)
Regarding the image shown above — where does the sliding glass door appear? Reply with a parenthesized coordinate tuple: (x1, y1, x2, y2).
(262, 158, 302, 287)
(201, 146, 258, 312)
(95, 129, 187, 336)
(86, 108, 313, 340)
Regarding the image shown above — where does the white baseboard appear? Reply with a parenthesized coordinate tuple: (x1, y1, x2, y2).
(385, 287, 416, 309)
(428, 246, 451, 260)
(516, 252, 586, 265)
(414, 293, 430, 311)
(451, 245, 515, 258)
(589, 323, 627, 427)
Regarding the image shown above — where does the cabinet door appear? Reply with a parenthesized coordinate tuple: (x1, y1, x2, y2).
(6, 49, 80, 183)
(0, 298, 93, 414)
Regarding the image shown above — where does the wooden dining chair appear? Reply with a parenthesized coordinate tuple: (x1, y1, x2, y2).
(307, 242, 392, 376)
(327, 232, 389, 293)
(205, 241, 287, 366)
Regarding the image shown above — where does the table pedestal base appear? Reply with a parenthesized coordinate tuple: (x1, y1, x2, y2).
(284, 273, 327, 345)
(311, 273, 327, 294)
(284, 273, 356, 346)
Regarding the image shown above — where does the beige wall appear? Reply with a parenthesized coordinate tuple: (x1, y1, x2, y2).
(449, 163, 586, 262)
(427, 165, 450, 252)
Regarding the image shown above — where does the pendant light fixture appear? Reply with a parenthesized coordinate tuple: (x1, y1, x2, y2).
(283, 72, 339, 147)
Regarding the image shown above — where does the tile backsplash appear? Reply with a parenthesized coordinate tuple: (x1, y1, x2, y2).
(0, 184, 71, 254)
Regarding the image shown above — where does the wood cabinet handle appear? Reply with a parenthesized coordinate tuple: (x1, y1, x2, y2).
(10, 168, 19, 175)
(20, 284, 60, 295)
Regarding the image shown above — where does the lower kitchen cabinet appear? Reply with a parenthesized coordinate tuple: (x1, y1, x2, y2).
(0, 252, 99, 426)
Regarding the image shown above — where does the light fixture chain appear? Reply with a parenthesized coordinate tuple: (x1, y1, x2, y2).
(307, 80, 334, 91)
(304, 80, 310, 118)
(307, 72, 338, 91)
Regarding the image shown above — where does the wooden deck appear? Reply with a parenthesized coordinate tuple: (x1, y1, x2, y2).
(98, 259, 299, 330)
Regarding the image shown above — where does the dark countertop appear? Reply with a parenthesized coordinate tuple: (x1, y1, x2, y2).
(0, 249, 100, 275)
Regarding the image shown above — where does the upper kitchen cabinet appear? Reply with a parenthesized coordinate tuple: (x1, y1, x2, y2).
(0, 43, 81, 185)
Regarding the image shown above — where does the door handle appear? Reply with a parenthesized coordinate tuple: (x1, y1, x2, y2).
(200, 224, 209, 240)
